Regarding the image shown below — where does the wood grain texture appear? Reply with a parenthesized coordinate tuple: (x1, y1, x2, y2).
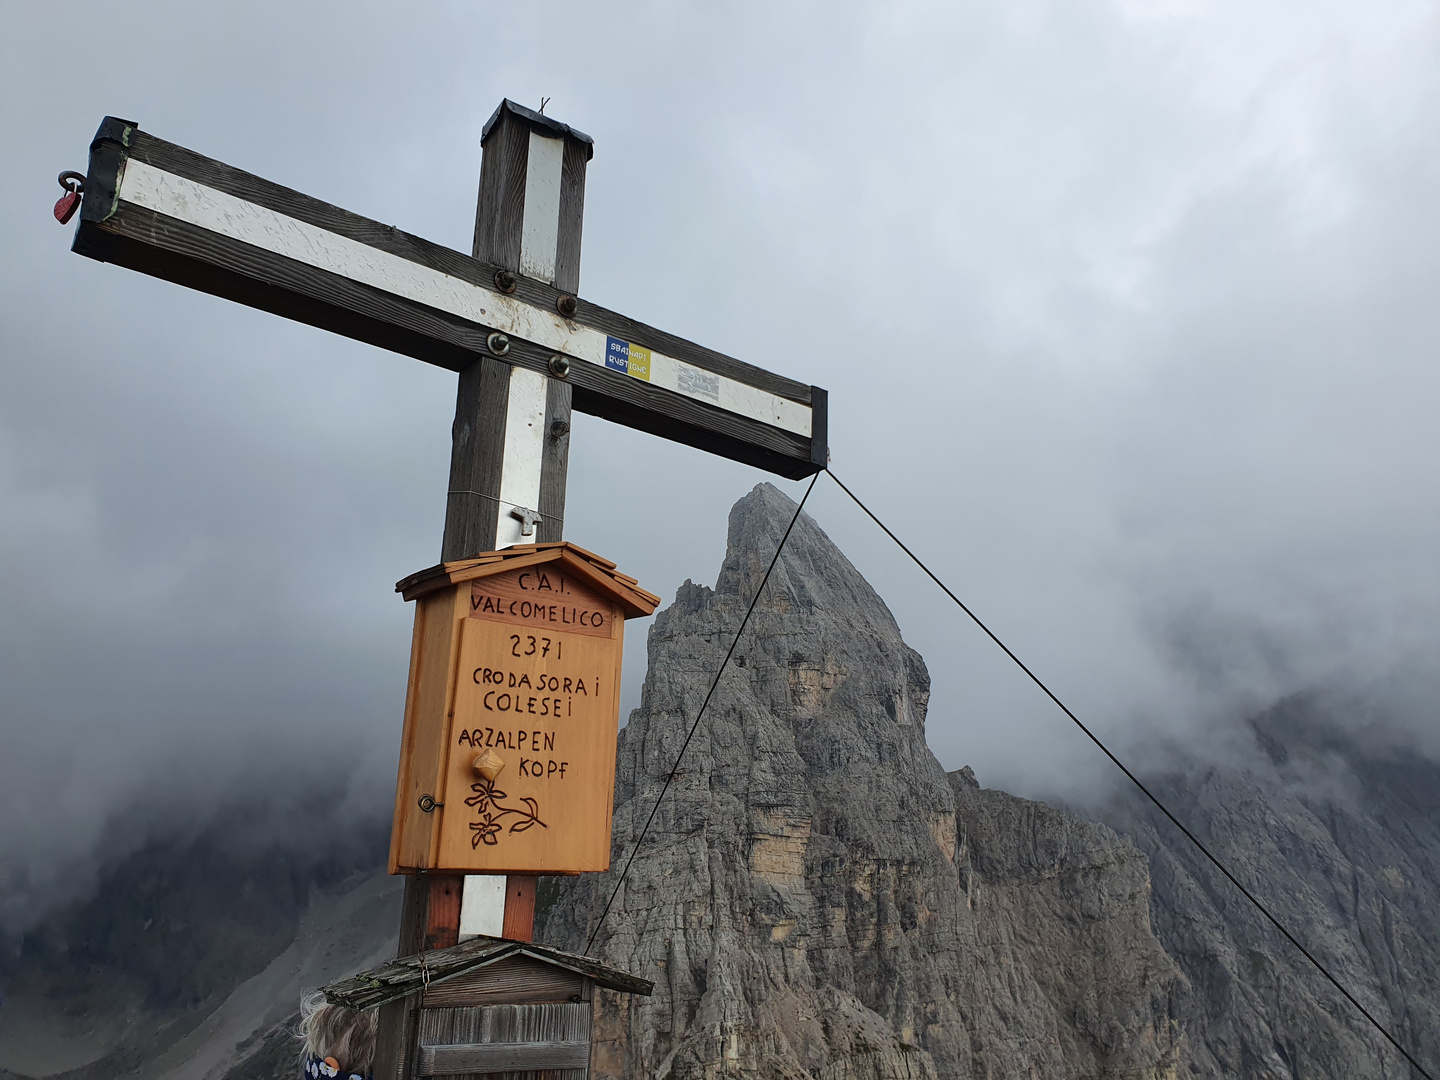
(467, 570, 616, 639)
(473, 114, 529, 275)
(391, 603, 438, 875)
(536, 377, 571, 545)
(81, 205, 486, 370)
(467, 103, 590, 949)
(79, 206, 821, 477)
(397, 875, 430, 957)
(373, 992, 421, 1080)
(420, 1040, 589, 1074)
(390, 589, 468, 872)
(432, 609, 624, 874)
(416, 1001, 590, 1079)
(494, 367, 549, 550)
(395, 545, 657, 615)
(426, 874, 465, 951)
(106, 129, 814, 406)
(323, 936, 651, 1008)
(442, 358, 512, 563)
(100, 175, 813, 437)
(420, 954, 581, 1007)
(473, 106, 581, 554)
(553, 138, 589, 295)
(519, 131, 564, 282)
(501, 876, 538, 942)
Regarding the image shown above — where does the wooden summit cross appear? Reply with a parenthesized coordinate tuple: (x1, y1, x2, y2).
(67, 100, 825, 960)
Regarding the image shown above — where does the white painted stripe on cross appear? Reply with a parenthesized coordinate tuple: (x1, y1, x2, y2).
(457, 873, 506, 940)
(494, 367, 549, 550)
(118, 160, 811, 438)
(519, 132, 564, 284)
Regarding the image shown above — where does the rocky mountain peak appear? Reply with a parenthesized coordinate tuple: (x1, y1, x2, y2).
(711, 482, 895, 625)
(540, 484, 1187, 1079)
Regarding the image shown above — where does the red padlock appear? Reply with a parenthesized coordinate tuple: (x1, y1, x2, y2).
(55, 171, 85, 224)
(54, 190, 80, 224)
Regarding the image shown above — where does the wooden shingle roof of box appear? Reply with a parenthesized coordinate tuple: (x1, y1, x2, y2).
(322, 935, 654, 1011)
(395, 541, 661, 619)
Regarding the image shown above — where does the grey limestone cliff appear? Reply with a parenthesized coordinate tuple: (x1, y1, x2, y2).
(539, 483, 1190, 1079)
(1100, 700, 1440, 1079)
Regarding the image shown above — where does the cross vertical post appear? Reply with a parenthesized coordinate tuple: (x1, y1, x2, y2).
(398, 102, 593, 960)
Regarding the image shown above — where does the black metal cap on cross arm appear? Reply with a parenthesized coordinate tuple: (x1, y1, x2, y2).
(481, 98, 596, 150)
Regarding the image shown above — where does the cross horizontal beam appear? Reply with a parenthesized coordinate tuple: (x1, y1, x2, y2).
(72, 118, 827, 479)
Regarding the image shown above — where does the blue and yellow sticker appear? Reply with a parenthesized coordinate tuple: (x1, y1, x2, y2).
(605, 336, 652, 382)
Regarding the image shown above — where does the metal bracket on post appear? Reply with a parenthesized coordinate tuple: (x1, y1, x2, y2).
(509, 505, 542, 537)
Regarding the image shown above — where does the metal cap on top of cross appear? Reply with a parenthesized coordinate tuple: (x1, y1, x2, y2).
(63, 99, 827, 1073)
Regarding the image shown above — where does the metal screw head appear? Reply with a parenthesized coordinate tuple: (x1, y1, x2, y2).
(548, 354, 571, 378)
(555, 294, 578, 318)
(494, 269, 518, 294)
(487, 332, 511, 356)
(417, 794, 441, 813)
(550, 419, 570, 439)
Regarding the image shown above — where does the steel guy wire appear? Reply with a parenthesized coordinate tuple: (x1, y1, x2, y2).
(824, 467, 1433, 1080)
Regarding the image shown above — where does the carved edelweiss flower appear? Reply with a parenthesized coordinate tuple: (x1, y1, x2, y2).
(463, 779, 547, 847)
(465, 778, 506, 813)
(470, 816, 502, 847)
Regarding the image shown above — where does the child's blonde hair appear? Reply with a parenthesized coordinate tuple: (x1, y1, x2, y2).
(298, 990, 377, 1076)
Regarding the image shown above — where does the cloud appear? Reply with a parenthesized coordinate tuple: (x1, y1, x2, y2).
(2, 0, 1438, 925)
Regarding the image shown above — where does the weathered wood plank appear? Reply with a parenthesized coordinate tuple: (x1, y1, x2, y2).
(420, 955, 582, 1008)
(554, 136, 589, 297)
(389, 587, 469, 873)
(77, 204, 819, 477)
(96, 146, 818, 440)
(419, 1041, 589, 1074)
(442, 357, 512, 563)
(417, 1002, 591, 1078)
(324, 938, 652, 1010)
(472, 111, 529, 278)
(373, 992, 421, 1080)
(535, 378, 572, 545)
(86, 123, 818, 406)
(500, 876, 538, 943)
(426, 875, 464, 951)
(463, 102, 589, 949)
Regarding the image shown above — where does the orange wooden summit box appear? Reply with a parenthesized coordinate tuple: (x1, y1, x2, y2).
(389, 542, 659, 876)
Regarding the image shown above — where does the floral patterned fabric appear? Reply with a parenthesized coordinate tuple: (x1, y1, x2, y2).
(303, 1053, 369, 1080)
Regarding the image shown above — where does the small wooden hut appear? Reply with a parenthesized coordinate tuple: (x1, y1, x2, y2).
(323, 936, 651, 1079)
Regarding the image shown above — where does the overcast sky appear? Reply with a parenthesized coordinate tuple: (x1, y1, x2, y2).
(3, 1, 1439, 930)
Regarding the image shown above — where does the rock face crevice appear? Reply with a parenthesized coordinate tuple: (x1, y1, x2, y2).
(540, 483, 1190, 1079)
